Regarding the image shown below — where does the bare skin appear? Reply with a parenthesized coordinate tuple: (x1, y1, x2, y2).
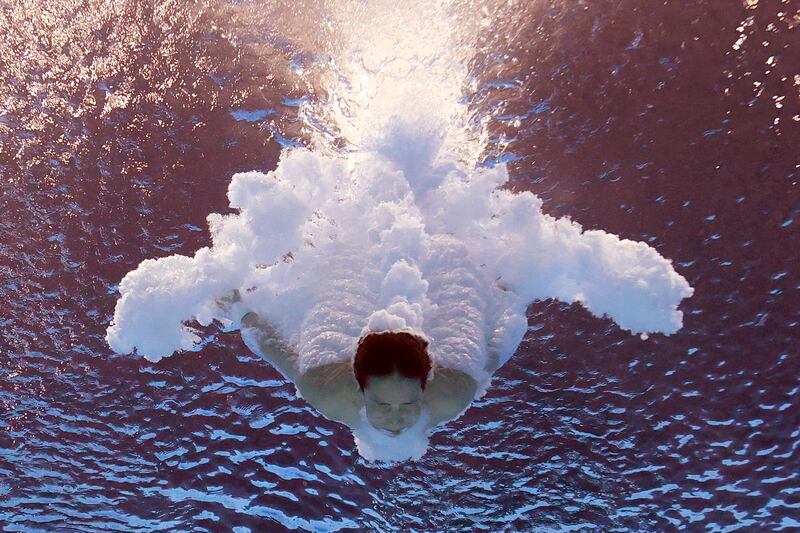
(240, 311, 480, 433)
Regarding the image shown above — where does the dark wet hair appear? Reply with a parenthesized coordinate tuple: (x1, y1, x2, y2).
(353, 332, 431, 391)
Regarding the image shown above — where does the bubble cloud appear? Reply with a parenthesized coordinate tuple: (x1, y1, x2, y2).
(106, 146, 693, 385)
(106, 0, 693, 461)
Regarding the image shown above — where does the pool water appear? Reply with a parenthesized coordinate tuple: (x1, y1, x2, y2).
(1, 0, 798, 530)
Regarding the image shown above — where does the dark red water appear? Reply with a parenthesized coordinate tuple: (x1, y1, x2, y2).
(1, 0, 798, 530)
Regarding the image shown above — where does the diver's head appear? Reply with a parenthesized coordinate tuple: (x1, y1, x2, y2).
(354, 331, 431, 435)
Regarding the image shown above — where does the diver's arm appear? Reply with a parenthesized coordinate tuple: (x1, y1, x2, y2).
(241, 312, 361, 426)
(240, 311, 300, 382)
(296, 363, 362, 428)
(423, 368, 478, 428)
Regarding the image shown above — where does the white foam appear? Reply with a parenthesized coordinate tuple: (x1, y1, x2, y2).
(106, 146, 692, 379)
(107, 143, 695, 461)
(105, 1, 693, 460)
(352, 406, 431, 464)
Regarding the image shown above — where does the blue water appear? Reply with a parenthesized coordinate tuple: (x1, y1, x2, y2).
(1, 0, 798, 531)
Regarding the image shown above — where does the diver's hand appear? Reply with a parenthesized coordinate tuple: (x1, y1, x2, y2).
(215, 289, 248, 323)
(215, 288, 241, 309)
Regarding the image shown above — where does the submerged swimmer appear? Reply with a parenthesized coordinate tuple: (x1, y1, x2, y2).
(204, 234, 523, 461)
(239, 308, 481, 437)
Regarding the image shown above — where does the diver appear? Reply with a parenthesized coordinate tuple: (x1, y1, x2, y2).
(222, 290, 487, 438)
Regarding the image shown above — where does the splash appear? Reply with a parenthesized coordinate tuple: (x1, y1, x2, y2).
(106, 1, 693, 461)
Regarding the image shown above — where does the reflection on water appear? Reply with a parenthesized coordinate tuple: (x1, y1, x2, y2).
(1, 0, 798, 530)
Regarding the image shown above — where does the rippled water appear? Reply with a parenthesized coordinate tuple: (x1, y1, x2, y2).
(1, 0, 799, 531)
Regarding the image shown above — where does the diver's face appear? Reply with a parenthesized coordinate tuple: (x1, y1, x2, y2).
(363, 372, 423, 435)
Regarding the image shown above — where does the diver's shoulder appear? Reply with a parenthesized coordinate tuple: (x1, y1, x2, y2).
(423, 368, 478, 425)
(296, 363, 362, 427)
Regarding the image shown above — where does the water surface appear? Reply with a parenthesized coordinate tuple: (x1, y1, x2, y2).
(1, 0, 798, 530)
